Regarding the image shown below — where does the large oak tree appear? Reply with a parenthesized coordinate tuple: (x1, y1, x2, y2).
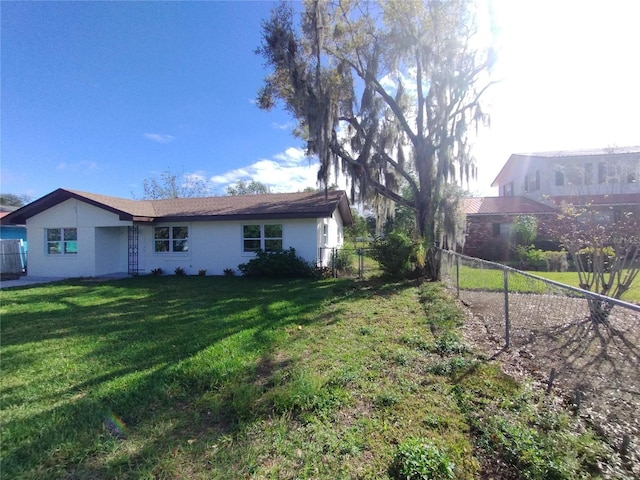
(257, 0, 494, 279)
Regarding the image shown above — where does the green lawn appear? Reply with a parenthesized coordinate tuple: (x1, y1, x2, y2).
(1, 276, 614, 479)
(451, 265, 640, 303)
(531, 270, 640, 303)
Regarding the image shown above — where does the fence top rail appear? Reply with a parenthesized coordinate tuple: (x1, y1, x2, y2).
(440, 249, 640, 313)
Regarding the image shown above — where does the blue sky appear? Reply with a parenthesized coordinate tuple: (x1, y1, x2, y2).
(2, 0, 639, 202)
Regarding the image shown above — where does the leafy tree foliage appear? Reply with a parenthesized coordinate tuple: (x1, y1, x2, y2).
(552, 204, 640, 322)
(256, 0, 494, 279)
(511, 215, 538, 246)
(370, 232, 418, 279)
(139, 168, 210, 199)
(226, 180, 271, 195)
(0, 193, 31, 207)
(511, 214, 539, 268)
(345, 208, 369, 241)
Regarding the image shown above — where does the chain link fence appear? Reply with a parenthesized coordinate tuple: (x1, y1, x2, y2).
(440, 248, 640, 468)
(318, 246, 382, 279)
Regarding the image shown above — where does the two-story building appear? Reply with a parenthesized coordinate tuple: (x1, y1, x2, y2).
(464, 146, 640, 259)
(491, 146, 640, 200)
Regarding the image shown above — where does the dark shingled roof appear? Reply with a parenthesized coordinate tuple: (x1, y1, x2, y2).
(0, 188, 353, 226)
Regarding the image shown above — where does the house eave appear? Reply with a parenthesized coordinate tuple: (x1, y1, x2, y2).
(150, 212, 335, 223)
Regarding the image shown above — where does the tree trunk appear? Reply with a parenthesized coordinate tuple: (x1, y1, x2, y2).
(424, 246, 441, 280)
(587, 298, 613, 324)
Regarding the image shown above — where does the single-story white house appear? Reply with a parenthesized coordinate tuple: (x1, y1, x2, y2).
(0, 188, 353, 279)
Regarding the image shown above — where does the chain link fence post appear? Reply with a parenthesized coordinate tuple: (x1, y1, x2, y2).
(455, 254, 460, 298)
(503, 266, 510, 349)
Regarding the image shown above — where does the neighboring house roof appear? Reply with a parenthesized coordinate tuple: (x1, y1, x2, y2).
(462, 193, 640, 217)
(491, 146, 640, 187)
(462, 196, 555, 216)
(0, 188, 354, 226)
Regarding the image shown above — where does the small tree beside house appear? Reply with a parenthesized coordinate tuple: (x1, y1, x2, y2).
(552, 203, 640, 323)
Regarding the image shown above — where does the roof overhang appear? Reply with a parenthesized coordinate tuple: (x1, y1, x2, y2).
(0, 188, 134, 225)
(1, 188, 355, 227)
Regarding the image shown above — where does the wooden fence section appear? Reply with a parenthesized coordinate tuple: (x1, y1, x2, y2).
(0, 239, 26, 279)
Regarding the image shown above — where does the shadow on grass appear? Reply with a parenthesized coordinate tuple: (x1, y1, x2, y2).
(1, 275, 415, 479)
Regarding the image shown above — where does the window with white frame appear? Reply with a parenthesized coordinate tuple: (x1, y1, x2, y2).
(46, 228, 78, 255)
(322, 223, 329, 245)
(243, 224, 283, 252)
(154, 226, 189, 253)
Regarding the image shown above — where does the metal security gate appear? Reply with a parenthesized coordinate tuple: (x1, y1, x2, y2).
(128, 226, 139, 275)
(319, 247, 378, 279)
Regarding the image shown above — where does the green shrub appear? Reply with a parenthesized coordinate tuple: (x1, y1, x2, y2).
(223, 268, 235, 276)
(515, 245, 547, 270)
(150, 267, 163, 276)
(370, 232, 415, 278)
(174, 266, 186, 276)
(198, 269, 207, 276)
(330, 248, 354, 274)
(390, 438, 455, 480)
(542, 251, 568, 272)
(238, 248, 314, 278)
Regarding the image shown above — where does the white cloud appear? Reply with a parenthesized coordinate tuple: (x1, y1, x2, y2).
(184, 171, 207, 184)
(143, 133, 174, 144)
(209, 147, 321, 193)
(56, 160, 99, 173)
(272, 121, 295, 131)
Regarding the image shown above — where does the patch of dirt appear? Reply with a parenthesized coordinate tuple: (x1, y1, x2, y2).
(255, 352, 292, 388)
(456, 290, 640, 478)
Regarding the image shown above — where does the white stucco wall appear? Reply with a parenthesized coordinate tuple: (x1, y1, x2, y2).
(26, 199, 131, 278)
(317, 209, 344, 267)
(95, 227, 129, 276)
(25, 196, 344, 278)
(137, 218, 322, 276)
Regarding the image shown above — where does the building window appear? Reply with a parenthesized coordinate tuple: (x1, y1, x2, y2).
(525, 170, 540, 192)
(154, 226, 189, 253)
(613, 208, 623, 222)
(555, 169, 564, 186)
(46, 228, 77, 255)
(584, 163, 593, 185)
(492, 223, 500, 237)
(243, 224, 283, 253)
(264, 224, 283, 252)
(322, 224, 328, 245)
(503, 181, 514, 197)
(607, 164, 620, 183)
(598, 162, 607, 184)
